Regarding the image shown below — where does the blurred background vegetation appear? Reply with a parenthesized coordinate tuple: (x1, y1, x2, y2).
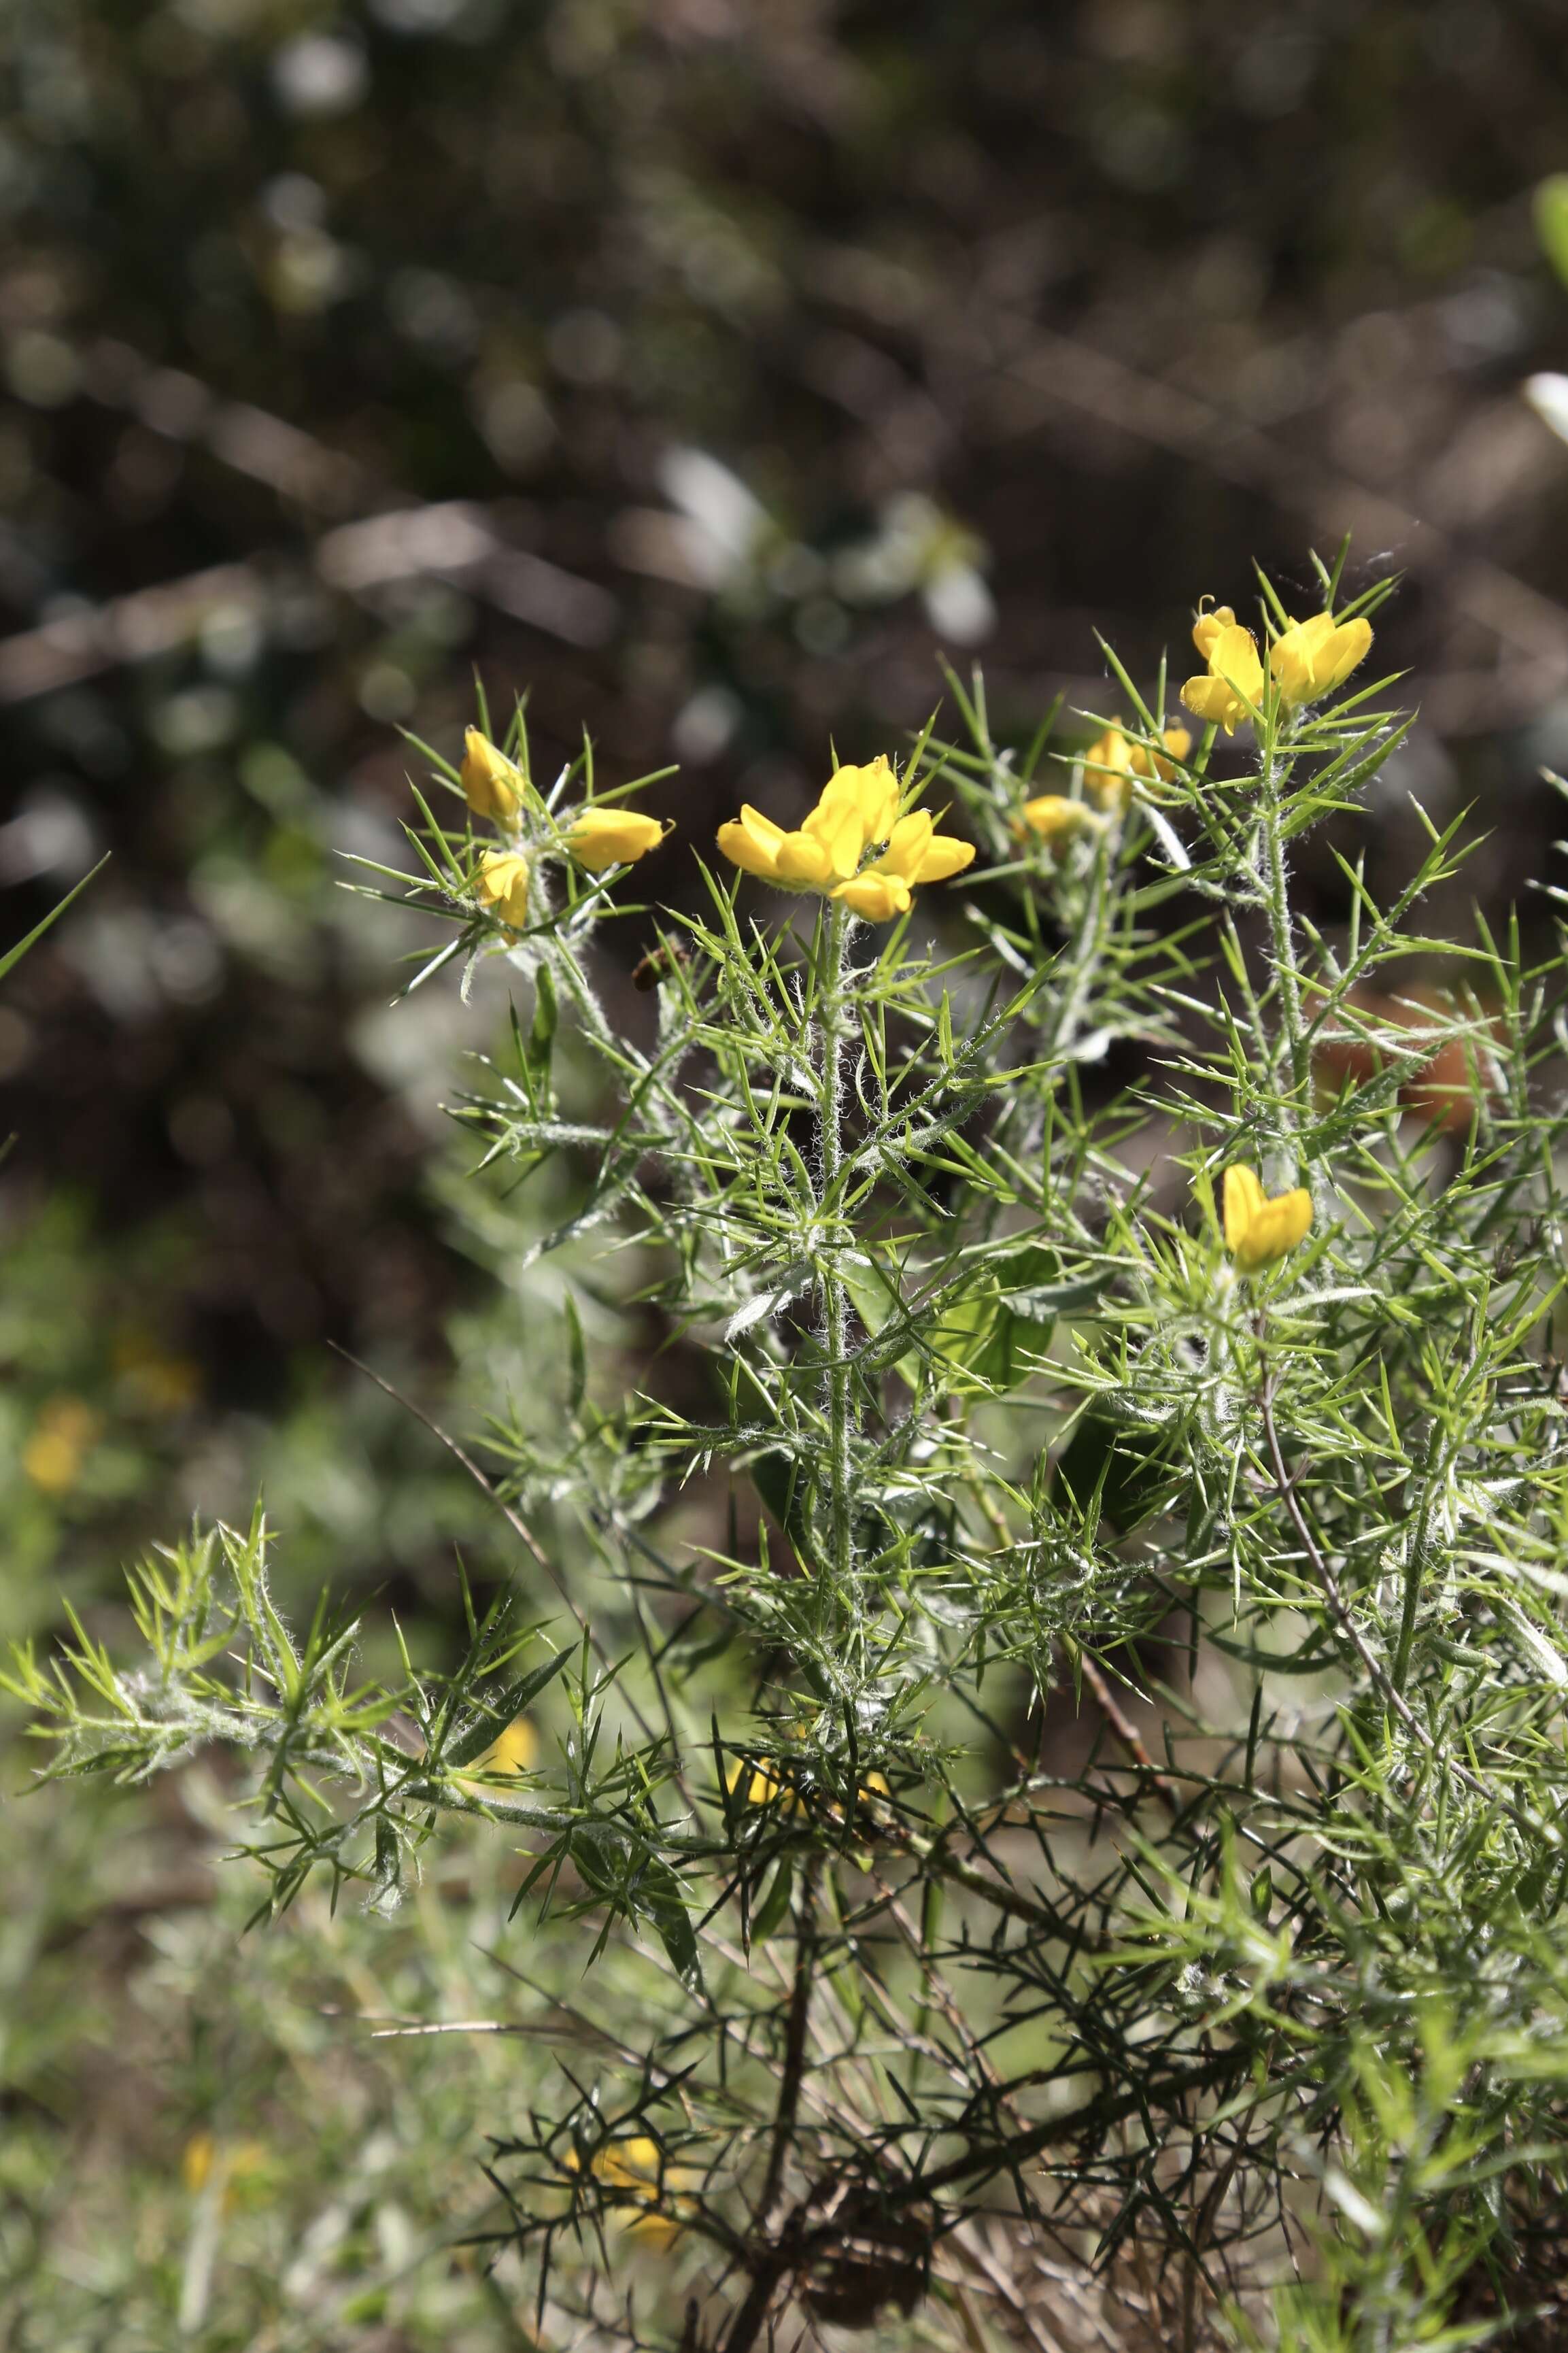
(5, 1, 1568, 2343)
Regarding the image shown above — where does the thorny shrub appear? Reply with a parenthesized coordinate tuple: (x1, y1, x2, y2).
(15, 554, 1568, 2352)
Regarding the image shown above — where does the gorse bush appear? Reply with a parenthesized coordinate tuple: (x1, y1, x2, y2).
(17, 553, 1568, 2350)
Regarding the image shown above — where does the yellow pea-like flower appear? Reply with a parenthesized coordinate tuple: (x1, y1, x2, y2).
(1134, 724, 1193, 781)
(566, 2136, 694, 2254)
(830, 809, 974, 921)
(1083, 723, 1193, 809)
(1017, 793, 1102, 843)
(811, 755, 900, 847)
(461, 727, 526, 823)
(566, 807, 666, 870)
(715, 804, 856, 890)
(726, 1755, 801, 1813)
(1270, 611, 1374, 706)
(833, 869, 913, 921)
(1223, 1165, 1313, 1273)
(475, 849, 532, 928)
(460, 1715, 538, 1787)
(1191, 603, 1237, 660)
(1083, 726, 1136, 808)
(1180, 622, 1265, 736)
(719, 757, 972, 921)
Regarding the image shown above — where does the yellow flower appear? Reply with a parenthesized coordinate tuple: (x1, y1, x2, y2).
(1017, 793, 1101, 843)
(813, 755, 900, 846)
(1270, 611, 1374, 706)
(1082, 726, 1135, 808)
(718, 756, 971, 921)
(182, 2133, 269, 2204)
(568, 2137, 694, 2254)
(460, 727, 526, 824)
(1222, 1165, 1313, 1273)
(22, 1397, 101, 1494)
(459, 1715, 538, 1791)
(1082, 724, 1193, 809)
(716, 802, 860, 892)
(1191, 602, 1237, 660)
(1136, 724, 1193, 781)
(1180, 622, 1265, 736)
(717, 757, 895, 894)
(566, 807, 666, 870)
(830, 809, 974, 922)
(475, 849, 532, 928)
(727, 1755, 800, 1813)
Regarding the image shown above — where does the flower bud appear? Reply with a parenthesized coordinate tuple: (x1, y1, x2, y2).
(461, 728, 525, 823)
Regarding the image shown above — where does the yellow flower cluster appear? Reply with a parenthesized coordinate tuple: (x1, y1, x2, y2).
(717, 756, 974, 921)
(1181, 603, 1373, 734)
(460, 726, 666, 934)
(1223, 1165, 1313, 1272)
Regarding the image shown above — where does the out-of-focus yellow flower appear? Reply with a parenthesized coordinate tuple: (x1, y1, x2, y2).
(113, 1330, 201, 1417)
(1181, 622, 1265, 736)
(566, 2136, 694, 2254)
(1017, 794, 1102, 843)
(475, 849, 532, 929)
(1082, 724, 1193, 809)
(1270, 611, 1374, 706)
(831, 809, 974, 921)
(461, 727, 526, 824)
(1222, 1166, 1313, 1273)
(727, 1755, 800, 1813)
(182, 2133, 269, 2203)
(1082, 726, 1135, 807)
(460, 1715, 539, 1788)
(1136, 724, 1192, 781)
(566, 807, 667, 870)
(22, 1397, 101, 1495)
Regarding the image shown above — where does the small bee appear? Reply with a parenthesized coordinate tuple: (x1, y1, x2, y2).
(632, 941, 690, 992)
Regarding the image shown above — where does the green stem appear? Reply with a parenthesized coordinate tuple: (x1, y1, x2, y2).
(815, 900, 854, 1619)
(1258, 720, 1308, 1145)
(1390, 1418, 1444, 1695)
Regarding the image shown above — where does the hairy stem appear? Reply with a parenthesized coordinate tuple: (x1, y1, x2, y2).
(1258, 717, 1309, 1145)
(815, 898, 854, 1619)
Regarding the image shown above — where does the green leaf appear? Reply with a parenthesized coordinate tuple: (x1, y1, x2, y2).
(1053, 1407, 1181, 1533)
(751, 1854, 796, 1942)
(564, 1293, 587, 1416)
(751, 1448, 818, 1570)
(637, 1856, 703, 1990)
(923, 1278, 1053, 1395)
(0, 854, 109, 986)
(445, 1644, 572, 1769)
(989, 1241, 1112, 1319)
(524, 962, 558, 1106)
